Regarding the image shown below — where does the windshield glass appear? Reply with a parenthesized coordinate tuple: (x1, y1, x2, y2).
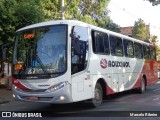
(13, 25, 67, 76)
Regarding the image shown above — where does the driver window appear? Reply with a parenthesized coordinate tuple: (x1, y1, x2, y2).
(71, 26, 89, 74)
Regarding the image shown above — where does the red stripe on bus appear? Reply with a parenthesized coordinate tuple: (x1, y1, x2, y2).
(12, 77, 31, 90)
(133, 60, 158, 89)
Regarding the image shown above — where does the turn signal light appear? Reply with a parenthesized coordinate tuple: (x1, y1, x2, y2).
(14, 63, 23, 70)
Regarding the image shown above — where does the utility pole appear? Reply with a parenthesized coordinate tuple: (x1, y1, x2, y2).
(61, 0, 65, 20)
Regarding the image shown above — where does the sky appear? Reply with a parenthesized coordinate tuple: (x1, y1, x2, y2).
(108, 0, 160, 27)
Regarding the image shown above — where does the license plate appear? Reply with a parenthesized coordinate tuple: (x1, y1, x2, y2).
(27, 96, 38, 100)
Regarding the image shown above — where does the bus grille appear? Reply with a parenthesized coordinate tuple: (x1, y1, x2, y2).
(22, 89, 46, 92)
(20, 96, 53, 102)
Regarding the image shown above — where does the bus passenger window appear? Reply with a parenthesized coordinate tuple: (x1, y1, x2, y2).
(92, 31, 109, 54)
(150, 47, 156, 60)
(134, 43, 143, 59)
(143, 45, 150, 59)
(94, 32, 104, 53)
(123, 40, 134, 57)
(110, 35, 123, 56)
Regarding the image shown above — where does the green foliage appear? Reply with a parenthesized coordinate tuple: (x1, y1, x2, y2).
(64, 0, 80, 20)
(132, 19, 150, 41)
(106, 20, 120, 32)
(41, 0, 110, 27)
(0, 0, 45, 45)
(149, 35, 160, 60)
(156, 46, 160, 60)
(0, 0, 16, 44)
(40, 0, 61, 20)
(150, 35, 158, 45)
(0, 0, 115, 46)
(0, 0, 120, 62)
(147, 0, 160, 5)
(0, 0, 45, 62)
(78, 0, 109, 20)
(14, 0, 45, 29)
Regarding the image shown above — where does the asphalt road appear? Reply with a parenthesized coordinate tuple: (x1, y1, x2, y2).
(1, 81, 160, 120)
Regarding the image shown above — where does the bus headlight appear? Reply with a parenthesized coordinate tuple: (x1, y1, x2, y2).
(13, 85, 21, 91)
(45, 81, 68, 93)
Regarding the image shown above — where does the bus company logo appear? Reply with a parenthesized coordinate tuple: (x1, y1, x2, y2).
(100, 58, 130, 69)
(100, 59, 107, 69)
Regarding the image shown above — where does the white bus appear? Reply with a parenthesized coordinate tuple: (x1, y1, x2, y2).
(12, 20, 158, 107)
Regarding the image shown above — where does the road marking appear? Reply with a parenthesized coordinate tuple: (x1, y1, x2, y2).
(156, 81, 160, 84)
(153, 88, 160, 91)
(153, 98, 159, 101)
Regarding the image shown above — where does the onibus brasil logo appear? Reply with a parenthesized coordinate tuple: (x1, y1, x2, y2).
(100, 58, 130, 69)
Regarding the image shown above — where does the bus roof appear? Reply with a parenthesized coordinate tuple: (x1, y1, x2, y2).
(16, 20, 87, 32)
(16, 20, 151, 46)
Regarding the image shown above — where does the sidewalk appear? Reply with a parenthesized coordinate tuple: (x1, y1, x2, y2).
(0, 87, 13, 104)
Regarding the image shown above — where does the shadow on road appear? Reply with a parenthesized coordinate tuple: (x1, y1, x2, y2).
(24, 89, 142, 117)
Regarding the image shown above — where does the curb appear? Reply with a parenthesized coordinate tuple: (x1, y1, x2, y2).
(0, 100, 10, 104)
(0, 85, 12, 89)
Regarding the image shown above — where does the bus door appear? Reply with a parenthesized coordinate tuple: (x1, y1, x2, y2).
(71, 26, 92, 101)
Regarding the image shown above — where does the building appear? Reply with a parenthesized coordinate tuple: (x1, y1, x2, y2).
(120, 26, 134, 37)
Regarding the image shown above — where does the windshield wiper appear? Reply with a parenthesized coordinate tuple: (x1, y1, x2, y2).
(35, 54, 49, 74)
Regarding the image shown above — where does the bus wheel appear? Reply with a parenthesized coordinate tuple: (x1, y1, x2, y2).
(90, 83, 103, 107)
(139, 77, 146, 94)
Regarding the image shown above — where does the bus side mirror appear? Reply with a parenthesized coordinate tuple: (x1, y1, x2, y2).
(70, 33, 80, 41)
(70, 33, 75, 40)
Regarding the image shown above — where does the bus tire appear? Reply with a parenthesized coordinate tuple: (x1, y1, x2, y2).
(90, 82, 103, 107)
(139, 77, 146, 94)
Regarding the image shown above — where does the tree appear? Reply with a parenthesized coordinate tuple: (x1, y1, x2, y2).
(0, 0, 113, 46)
(0, 0, 16, 44)
(39, 0, 62, 20)
(147, 0, 160, 5)
(150, 35, 160, 60)
(78, 0, 109, 20)
(105, 20, 120, 32)
(14, 0, 45, 30)
(132, 19, 150, 41)
(0, 0, 117, 57)
(40, 0, 121, 31)
(150, 35, 157, 45)
(0, 0, 45, 45)
(156, 46, 160, 60)
(0, 0, 45, 62)
(41, 0, 110, 27)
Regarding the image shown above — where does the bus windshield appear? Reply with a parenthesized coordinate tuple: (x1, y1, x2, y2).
(13, 25, 67, 77)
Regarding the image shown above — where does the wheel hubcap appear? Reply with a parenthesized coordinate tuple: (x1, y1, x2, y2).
(94, 88, 102, 104)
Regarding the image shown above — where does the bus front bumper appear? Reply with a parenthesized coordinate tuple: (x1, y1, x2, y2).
(12, 83, 73, 104)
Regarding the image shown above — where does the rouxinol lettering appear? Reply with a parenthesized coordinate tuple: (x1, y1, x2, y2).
(108, 61, 130, 67)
